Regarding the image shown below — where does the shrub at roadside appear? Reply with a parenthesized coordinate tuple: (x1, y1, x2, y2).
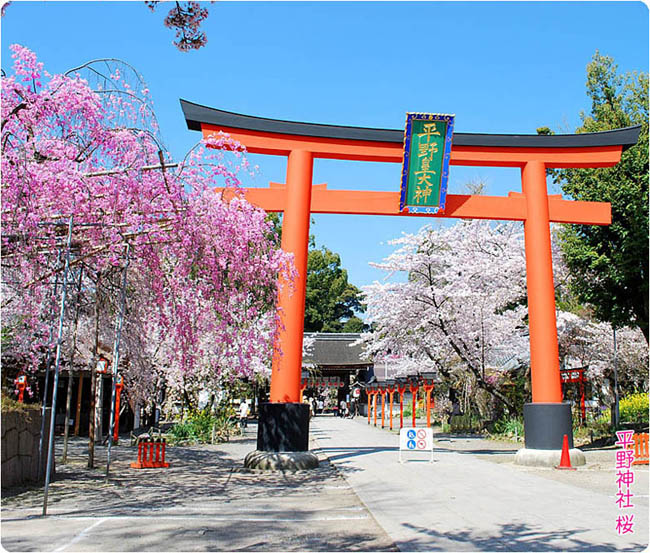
(167, 408, 239, 445)
(490, 416, 524, 441)
(619, 392, 649, 424)
(1, 391, 40, 414)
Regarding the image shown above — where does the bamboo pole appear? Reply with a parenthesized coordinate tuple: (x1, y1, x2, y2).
(42, 216, 74, 516)
(37, 249, 62, 478)
(87, 272, 101, 469)
(62, 267, 84, 463)
(106, 243, 131, 479)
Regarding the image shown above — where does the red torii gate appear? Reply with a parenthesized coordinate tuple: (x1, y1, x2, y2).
(182, 99, 640, 456)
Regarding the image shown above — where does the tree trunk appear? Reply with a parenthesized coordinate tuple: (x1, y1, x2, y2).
(88, 272, 101, 469)
(431, 311, 518, 413)
(133, 401, 141, 430)
(62, 268, 83, 463)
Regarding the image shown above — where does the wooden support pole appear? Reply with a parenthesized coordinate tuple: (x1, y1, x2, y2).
(373, 393, 378, 426)
(74, 374, 84, 436)
(43, 216, 73, 516)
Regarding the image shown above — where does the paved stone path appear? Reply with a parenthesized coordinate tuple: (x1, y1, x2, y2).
(2, 417, 647, 551)
(311, 415, 649, 552)
(1, 428, 395, 552)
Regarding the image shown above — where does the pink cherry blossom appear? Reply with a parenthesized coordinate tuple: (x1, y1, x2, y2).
(2, 46, 294, 403)
(360, 219, 647, 414)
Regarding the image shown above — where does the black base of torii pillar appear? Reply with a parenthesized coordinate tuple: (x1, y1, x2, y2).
(256, 402, 310, 451)
(515, 402, 585, 467)
(244, 403, 319, 471)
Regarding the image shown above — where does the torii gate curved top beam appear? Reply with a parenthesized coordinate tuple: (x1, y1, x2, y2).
(181, 99, 639, 167)
(180, 98, 640, 444)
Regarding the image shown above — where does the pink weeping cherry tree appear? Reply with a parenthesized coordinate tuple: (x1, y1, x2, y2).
(1, 45, 294, 411)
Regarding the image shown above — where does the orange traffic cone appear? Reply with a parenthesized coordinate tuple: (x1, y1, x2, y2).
(555, 434, 576, 470)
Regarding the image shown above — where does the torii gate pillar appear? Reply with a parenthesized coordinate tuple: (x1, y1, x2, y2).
(254, 150, 315, 455)
(522, 160, 563, 403)
(181, 98, 640, 465)
(519, 161, 576, 462)
(269, 150, 313, 404)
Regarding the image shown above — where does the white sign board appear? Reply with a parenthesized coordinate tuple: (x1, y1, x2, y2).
(399, 427, 434, 463)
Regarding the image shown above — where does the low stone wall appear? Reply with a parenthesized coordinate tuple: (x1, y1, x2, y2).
(1, 408, 54, 488)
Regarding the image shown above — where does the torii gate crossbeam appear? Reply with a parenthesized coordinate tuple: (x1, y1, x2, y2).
(181, 99, 640, 458)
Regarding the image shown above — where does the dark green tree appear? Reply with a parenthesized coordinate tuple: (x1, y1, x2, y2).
(304, 247, 366, 333)
(541, 52, 648, 341)
(268, 213, 366, 332)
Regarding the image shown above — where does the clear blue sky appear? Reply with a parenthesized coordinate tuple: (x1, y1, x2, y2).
(2, 1, 648, 290)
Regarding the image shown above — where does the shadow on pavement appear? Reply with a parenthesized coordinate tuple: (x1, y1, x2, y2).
(398, 521, 646, 552)
(444, 449, 517, 456)
(316, 446, 398, 462)
(1, 434, 400, 552)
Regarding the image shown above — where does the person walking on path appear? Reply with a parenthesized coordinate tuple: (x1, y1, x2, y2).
(238, 400, 249, 429)
(339, 399, 348, 418)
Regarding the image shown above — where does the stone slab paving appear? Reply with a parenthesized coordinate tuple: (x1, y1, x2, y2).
(1, 426, 396, 552)
(310, 415, 649, 552)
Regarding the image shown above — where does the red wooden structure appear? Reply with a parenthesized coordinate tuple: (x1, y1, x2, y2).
(396, 379, 408, 429)
(630, 433, 650, 465)
(130, 438, 170, 469)
(421, 373, 436, 428)
(560, 367, 587, 424)
(409, 378, 420, 428)
(372, 386, 379, 426)
(181, 100, 640, 447)
(385, 380, 396, 431)
(113, 375, 124, 442)
(378, 383, 387, 428)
